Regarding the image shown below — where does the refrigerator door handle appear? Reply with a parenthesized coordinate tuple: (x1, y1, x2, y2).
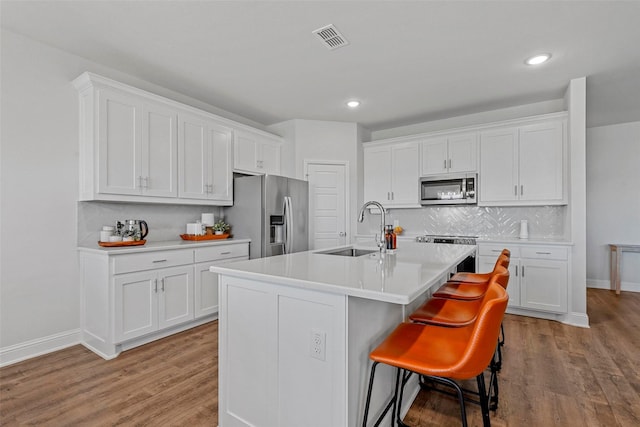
(284, 196, 293, 254)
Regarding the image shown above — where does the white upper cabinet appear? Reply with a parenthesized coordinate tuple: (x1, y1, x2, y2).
(96, 89, 177, 198)
(142, 101, 179, 198)
(479, 117, 566, 206)
(234, 130, 281, 175)
(73, 72, 281, 205)
(420, 132, 477, 175)
(178, 112, 233, 204)
(364, 141, 420, 208)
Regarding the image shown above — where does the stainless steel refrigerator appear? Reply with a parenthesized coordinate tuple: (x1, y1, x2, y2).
(225, 174, 309, 259)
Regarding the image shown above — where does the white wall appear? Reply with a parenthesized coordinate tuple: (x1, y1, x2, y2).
(586, 121, 640, 292)
(371, 99, 565, 140)
(269, 119, 363, 244)
(0, 30, 270, 365)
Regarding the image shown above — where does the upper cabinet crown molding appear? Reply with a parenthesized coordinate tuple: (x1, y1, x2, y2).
(73, 72, 282, 205)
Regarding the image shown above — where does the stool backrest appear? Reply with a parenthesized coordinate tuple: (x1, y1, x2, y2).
(450, 283, 508, 379)
(493, 252, 510, 271)
(491, 265, 510, 290)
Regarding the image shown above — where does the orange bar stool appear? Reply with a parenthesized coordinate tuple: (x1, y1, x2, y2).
(432, 265, 509, 300)
(362, 284, 508, 427)
(409, 268, 509, 411)
(410, 268, 509, 326)
(449, 249, 510, 284)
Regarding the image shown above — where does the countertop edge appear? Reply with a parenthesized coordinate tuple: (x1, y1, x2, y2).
(77, 238, 251, 255)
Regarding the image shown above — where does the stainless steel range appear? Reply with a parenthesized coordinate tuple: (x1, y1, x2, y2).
(415, 235, 477, 245)
(415, 234, 477, 272)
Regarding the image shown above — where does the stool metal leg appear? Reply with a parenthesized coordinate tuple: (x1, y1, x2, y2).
(476, 373, 491, 427)
(362, 362, 379, 427)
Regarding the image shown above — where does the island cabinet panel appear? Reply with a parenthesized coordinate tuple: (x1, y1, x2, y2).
(219, 276, 347, 427)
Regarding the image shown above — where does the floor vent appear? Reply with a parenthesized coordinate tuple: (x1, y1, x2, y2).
(312, 24, 349, 50)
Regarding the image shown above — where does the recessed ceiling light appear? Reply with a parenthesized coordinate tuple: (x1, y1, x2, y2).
(525, 53, 551, 65)
(347, 100, 360, 108)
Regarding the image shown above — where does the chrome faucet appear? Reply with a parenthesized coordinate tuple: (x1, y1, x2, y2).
(358, 201, 386, 253)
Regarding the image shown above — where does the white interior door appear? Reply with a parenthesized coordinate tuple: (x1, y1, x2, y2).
(305, 162, 347, 250)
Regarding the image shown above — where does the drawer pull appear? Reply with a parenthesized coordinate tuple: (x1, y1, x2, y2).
(152, 259, 167, 263)
(220, 251, 232, 255)
(535, 252, 552, 255)
(491, 249, 502, 253)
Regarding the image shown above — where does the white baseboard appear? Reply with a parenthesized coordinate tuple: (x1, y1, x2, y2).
(587, 278, 640, 293)
(0, 329, 81, 368)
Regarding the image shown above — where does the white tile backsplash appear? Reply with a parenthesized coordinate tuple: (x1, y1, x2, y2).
(358, 205, 567, 239)
(78, 201, 223, 245)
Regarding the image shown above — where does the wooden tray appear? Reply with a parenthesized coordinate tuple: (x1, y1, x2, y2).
(180, 233, 230, 241)
(98, 239, 146, 247)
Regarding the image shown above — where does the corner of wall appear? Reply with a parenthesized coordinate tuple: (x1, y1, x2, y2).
(566, 77, 588, 318)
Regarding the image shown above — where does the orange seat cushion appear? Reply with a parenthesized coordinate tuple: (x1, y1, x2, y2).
(409, 297, 481, 327)
(432, 281, 487, 300)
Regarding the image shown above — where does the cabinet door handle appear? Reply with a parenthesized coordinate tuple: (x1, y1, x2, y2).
(491, 249, 502, 253)
(143, 177, 149, 189)
(154, 279, 158, 293)
(515, 267, 518, 277)
(391, 192, 394, 200)
(522, 266, 525, 277)
(448, 159, 452, 169)
(152, 259, 167, 263)
(521, 185, 524, 195)
(514, 185, 518, 196)
(220, 251, 231, 255)
(160, 278, 165, 292)
(536, 251, 552, 255)
(137, 176, 143, 189)
(444, 159, 447, 169)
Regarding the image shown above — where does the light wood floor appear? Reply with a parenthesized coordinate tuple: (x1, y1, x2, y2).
(1, 289, 639, 426)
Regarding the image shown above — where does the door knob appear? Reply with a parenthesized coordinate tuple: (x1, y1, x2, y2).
(339, 232, 346, 237)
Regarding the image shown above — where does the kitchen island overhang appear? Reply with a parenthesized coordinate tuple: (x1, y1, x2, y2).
(211, 242, 476, 427)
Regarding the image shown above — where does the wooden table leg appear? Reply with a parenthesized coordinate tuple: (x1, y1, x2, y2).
(610, 246, 620, 295)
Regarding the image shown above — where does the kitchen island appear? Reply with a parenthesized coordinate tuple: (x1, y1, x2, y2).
(211, 242, 476, 427)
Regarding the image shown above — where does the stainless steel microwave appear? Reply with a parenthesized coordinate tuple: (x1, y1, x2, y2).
(419, 173, 477, 205)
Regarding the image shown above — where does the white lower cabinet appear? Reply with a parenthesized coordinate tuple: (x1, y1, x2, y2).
(194, 244, 249, 318)
(114, 265, 194, 342)
(79, 241, 249, 359)
(478, 243, 569, 316)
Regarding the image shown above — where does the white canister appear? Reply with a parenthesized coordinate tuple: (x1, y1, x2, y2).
(100, 230, 113, 242)
(201, 213, 215, 227)
(187, 223, 204, 235)
(519, 220, 529, 239)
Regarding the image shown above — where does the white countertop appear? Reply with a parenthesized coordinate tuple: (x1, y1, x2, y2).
(210, 242, 476, 304)
(477, 236, 573, 245)
(77, 238, 251, 255)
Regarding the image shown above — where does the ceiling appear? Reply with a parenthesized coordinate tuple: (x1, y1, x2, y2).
(2, 1, 640, 131)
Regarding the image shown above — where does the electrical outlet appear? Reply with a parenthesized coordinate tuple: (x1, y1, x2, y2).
(310, 329, 326, 361)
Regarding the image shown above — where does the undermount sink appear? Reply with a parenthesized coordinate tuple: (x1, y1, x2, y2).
(318, 248, 378, 257)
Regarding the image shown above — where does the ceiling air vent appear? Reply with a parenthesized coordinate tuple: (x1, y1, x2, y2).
(313, 24, 349, 50)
